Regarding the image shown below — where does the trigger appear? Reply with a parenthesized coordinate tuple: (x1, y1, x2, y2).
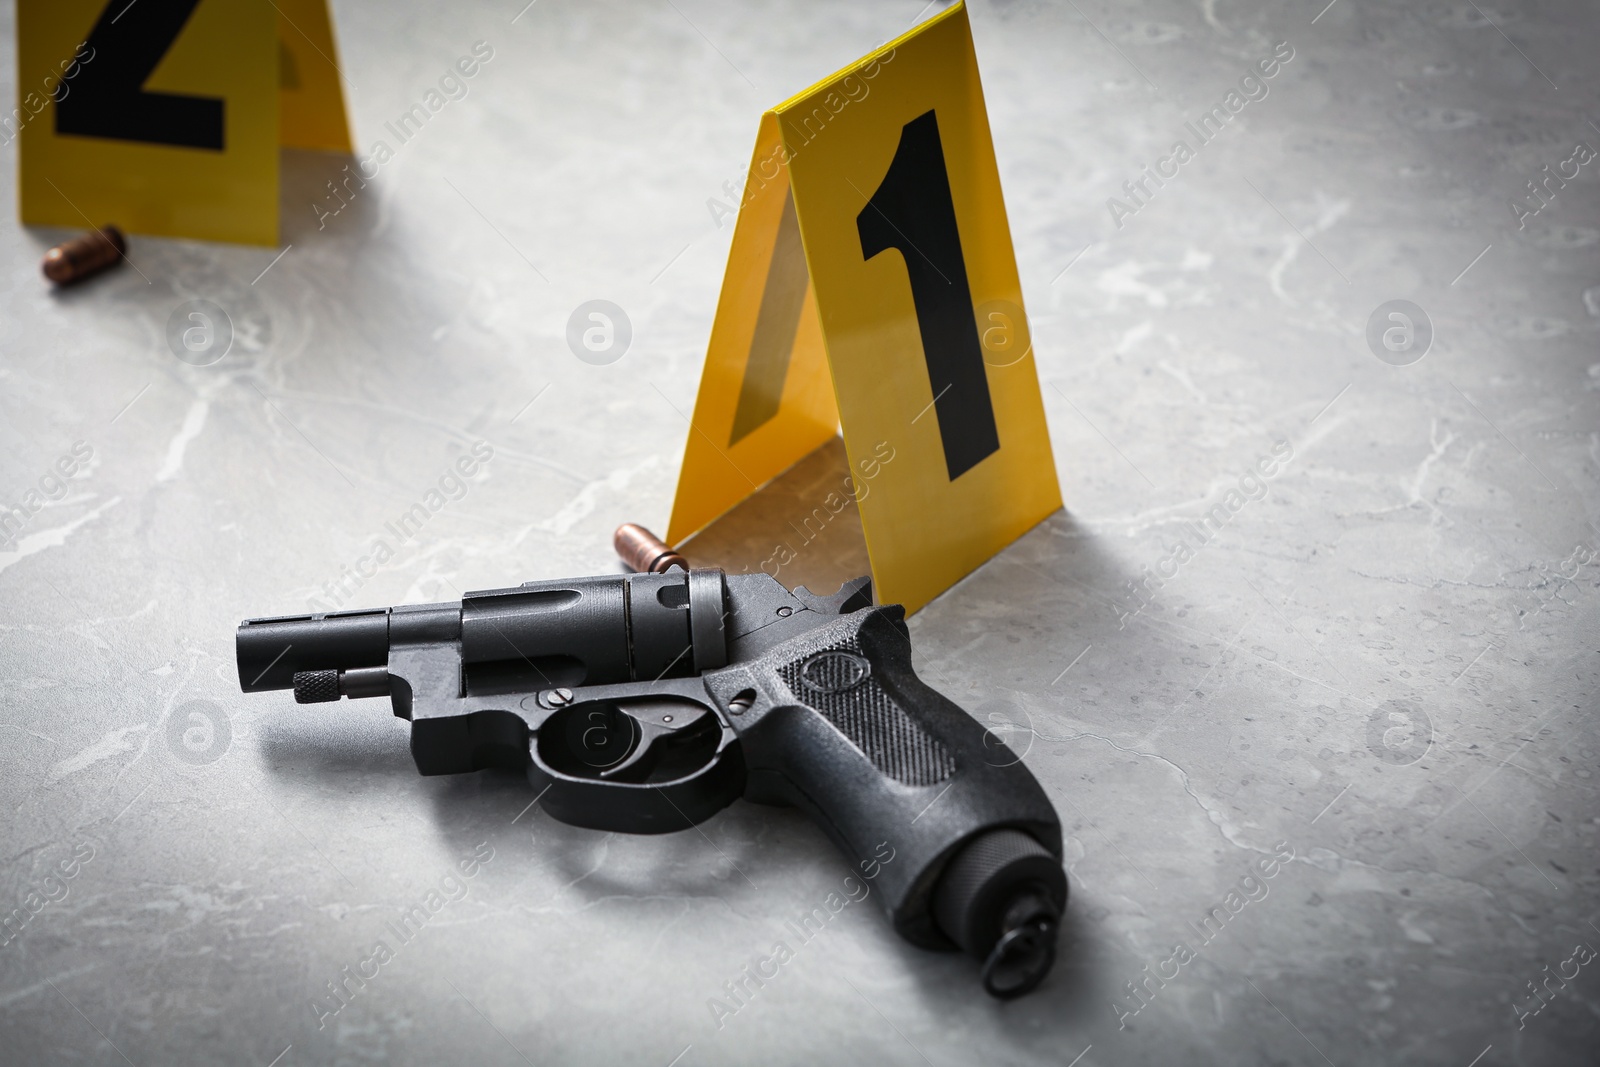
(598, 699, 712, 780)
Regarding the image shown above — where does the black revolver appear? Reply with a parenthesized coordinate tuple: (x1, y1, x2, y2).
(236, 561, 1067, 996)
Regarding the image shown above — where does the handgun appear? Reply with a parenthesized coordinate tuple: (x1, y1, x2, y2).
(235, 528, 1067, 997)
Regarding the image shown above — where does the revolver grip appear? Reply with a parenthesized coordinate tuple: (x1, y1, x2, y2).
(706, 607, 1066, 995)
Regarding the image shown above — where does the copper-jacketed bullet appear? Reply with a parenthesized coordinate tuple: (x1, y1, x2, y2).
(42, 226, 126, 285)
(614, 523, 687, 573)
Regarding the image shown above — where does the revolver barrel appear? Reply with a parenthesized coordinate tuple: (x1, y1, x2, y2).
(236, 607, 399, 694)
(236, 571, 729, 704)
(236, 602, 461, 702)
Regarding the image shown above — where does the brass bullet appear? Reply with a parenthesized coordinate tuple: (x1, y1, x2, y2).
(42, 225, 126, 285)
(614, 523, 687, 573)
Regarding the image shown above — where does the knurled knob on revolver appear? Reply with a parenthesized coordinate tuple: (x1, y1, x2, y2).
(293, 670, 341, 703)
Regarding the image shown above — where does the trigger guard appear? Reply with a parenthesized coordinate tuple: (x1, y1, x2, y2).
(526, 719, 745, 835)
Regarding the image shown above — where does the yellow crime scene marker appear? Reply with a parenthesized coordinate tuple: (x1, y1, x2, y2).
(16, 0, 351, 246)
(668, 1, 1061, 614)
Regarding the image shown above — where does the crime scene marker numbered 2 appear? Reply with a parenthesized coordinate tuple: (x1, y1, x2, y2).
(669, 1, 1060, 614)
(17, 0, 352, 245)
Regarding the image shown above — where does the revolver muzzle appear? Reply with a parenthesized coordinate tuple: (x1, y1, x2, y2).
(236, 608, 392, 693)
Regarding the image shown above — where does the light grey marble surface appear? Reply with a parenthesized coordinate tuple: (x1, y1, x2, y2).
(3, 1, 1598, 1064)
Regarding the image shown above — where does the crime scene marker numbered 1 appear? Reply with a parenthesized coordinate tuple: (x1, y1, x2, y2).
(668, 1, 1060, 614)
(17, 0, 352, 245)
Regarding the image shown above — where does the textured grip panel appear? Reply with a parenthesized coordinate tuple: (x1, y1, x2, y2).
(293, 670, 340, 704)
(778, 639, 956, 786)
